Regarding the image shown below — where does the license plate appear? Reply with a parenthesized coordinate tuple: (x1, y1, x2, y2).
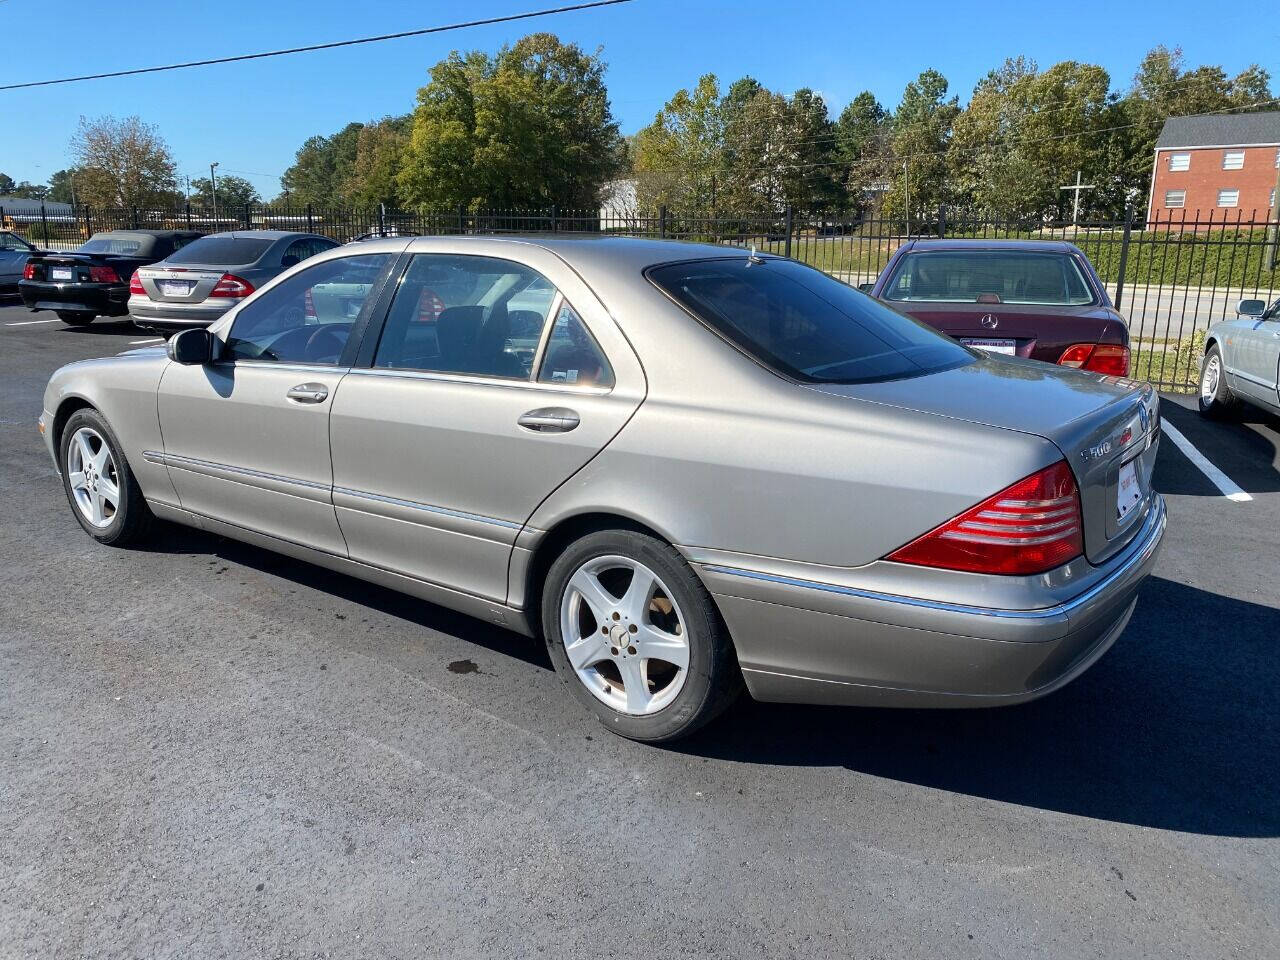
(1117, 459, 1142, 522)
(50, 267, 73, 281)
(159, 280, 192, 297)
(961, 337, 1016, 355)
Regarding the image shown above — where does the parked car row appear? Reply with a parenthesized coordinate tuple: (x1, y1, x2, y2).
(17, 228, 338, 329)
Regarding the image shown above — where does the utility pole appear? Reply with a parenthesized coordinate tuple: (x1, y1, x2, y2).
(1265, 160, 1280, 270)
(1059, 170, 1095, 227)
(902, 160, 910, 235)
(209, 162, 220, 225)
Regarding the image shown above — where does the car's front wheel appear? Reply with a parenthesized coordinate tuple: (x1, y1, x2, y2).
(59, 408, 153, 545)
(56, 311, 95, 326)
(1198, 344, 1240, 419)
(542, 528, 741, 742)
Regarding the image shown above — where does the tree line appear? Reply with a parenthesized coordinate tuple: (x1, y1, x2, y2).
(5, 38, 1272, 221)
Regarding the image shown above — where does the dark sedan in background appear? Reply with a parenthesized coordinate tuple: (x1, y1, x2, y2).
(867, 239, 1130, 377)
(129, 230, 339, 331)
(1, 230, 41, 292)
(20, 229, 203, 325)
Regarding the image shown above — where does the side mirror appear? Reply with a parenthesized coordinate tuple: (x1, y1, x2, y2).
(166, 327, 214, 365)
(857, 282, 875, 293)
(280, 254, 300, 268)
(1236, 298, 1266, 317)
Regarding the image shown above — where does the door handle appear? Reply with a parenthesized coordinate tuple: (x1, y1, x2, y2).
(517, 407, 580, 432)
(287, 382, 329, 403)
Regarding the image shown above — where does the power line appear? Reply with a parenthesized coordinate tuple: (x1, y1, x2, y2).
(0, 0, 633, 91)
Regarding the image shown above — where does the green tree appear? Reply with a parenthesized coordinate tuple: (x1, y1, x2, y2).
(345, 116, 411, 207)
(189, 174, 261, 211)
(398, 33, 622, 210)
(281, 122, 364, 205)
(835, 91, 891, 213)
(632, 73, 726, 209)
(46, 169, 79, 204)
(883, 70, 959, 221)
(0, 173, 14, 194)
(70, 115, 178, 208)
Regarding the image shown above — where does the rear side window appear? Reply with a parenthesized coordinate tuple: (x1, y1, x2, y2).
(648, 257, 971, 384)
(538, 303, 613, 388)
(167, 237, 273, 266)
(883, 251, 1095, 305)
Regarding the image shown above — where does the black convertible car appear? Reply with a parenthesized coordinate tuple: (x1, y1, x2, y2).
(19, 229, 202, 325)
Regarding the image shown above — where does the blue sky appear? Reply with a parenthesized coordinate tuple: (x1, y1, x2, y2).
(1, 0, 1274, 198)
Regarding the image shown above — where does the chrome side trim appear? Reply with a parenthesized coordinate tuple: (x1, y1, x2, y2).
(342, 365, 612, 396)
(333, 485, 522, 530)
(704, 495, 1165, 621)
(143, 450, 330, 493)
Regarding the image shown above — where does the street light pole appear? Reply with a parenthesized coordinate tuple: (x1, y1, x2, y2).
(209, 162, 220, 225)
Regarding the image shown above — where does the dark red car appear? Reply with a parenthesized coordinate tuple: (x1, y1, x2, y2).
(866, 239, 1129, 376)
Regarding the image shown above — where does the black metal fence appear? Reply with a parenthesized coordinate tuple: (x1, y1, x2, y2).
(4, 199, 1277, 391)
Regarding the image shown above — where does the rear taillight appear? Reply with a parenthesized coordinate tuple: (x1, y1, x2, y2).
(1059, 343, 1130, 377)
(88, 265, 119, 283)
(886, 460, 1084, 575)
(128, 271, 145, 296)
(22, 262, 36, 280)
(209, 273, 254, 298)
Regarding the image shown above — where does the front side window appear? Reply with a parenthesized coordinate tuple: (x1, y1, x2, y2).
(1168, 152, 1190, 172)
(882, 250, 1095, 306)
(1218, 189, 1239, 208)
(649, 257, 972, 385)
(373, 254, 558, 379)
(224, 253, 391, 364)
(1164, 189, 1186, 208)
(537, 303, 614, 388)
(1222, 150, 1245, 170)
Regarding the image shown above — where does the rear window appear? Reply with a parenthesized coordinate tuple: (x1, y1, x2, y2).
(166, 236, 273, 266)
(80, 233, 151, 256)
(648, 257, 973, 384)
(884, 250, 1095, 305)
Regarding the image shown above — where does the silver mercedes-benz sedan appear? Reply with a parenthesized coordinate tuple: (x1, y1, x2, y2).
(38, 235, 1166, 742)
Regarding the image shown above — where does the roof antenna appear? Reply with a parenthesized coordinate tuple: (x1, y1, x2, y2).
(747, 243, 764, 265)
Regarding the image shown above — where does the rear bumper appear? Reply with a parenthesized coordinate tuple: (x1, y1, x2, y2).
(19, 280, 128, 316)
(128, 295, 235, 327)
(698, 493, 1166, 708)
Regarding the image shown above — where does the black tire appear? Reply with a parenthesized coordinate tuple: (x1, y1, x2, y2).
(57, 311, 95, 326)
(59, 408, 153, 546)
(1198, 344, 1240, 419)
(542, 528, 742, 742)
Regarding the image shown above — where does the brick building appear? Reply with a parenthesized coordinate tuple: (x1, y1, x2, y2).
(1147, 112, 1280, 225)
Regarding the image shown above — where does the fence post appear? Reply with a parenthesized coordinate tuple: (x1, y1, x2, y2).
(378, 203, 386, 237)
(549, 205, 557, 233)
(938, 204, 947, 239)
(457, 205, 465, 235)
(784, 204, 794, 258)
(132, 206, 140, 229)
(1114, 204, 1133, 312)
(242, 203, 251, 230)
(84, 205, 92, 238)
(306, 203, 314, 233)
(184, 201, 192, 228)
(659, 205, 667, 239)
(40, 201, 49, 243)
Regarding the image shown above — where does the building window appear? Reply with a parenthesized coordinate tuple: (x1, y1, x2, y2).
(1222, 151, 1245, 170)
(1168, 152, 1190, 172)
(1217, 189, 1239, 208)
(1271, 188, 1277, 211)
(1275, 148, 1279, 168)
(1164, 190, 1186, 208)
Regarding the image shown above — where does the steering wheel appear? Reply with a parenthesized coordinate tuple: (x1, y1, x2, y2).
(304, 324, 346, 361)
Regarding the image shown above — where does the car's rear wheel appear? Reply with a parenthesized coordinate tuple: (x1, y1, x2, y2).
(59, 409, 153, 545)
(1198, 344, 1239, 419)
(542, 529, 741, 742)
(57, 311, 95, 326)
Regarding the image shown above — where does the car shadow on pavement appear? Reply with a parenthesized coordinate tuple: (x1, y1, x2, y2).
(52, 318, 140, 336)
(1157, 399, 1280, 496)
(137, 523, 554, 672)
(678, 576, 1280, 838)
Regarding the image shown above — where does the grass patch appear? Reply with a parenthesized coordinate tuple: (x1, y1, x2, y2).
(1132, 329, 1206, 393)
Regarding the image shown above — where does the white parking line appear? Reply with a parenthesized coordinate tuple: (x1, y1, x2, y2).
(130, 338, 162, 344)
(5, 319, 60, 326)
(1160, 420, 1253, 502)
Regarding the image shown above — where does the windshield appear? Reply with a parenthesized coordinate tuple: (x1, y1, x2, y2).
(166, 237, 272, 266)
(648, 257, 973, 384)
(80, 233, 150, 256)
(883, 250, 1096, 305)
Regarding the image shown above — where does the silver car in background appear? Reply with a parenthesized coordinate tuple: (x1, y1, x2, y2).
(39, 236, 1166, 742)
(1199, 297, 1280, 418)
(129, 230, 337, 330)
(0, 230, 39, 291)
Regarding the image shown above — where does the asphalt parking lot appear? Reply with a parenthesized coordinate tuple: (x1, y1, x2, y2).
(1, 302, 1277, 959)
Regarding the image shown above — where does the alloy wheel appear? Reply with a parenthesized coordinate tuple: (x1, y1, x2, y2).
(559, 555, 690, 716)
(66, 427, 120, 528)
(1201, 354, 1221, 402)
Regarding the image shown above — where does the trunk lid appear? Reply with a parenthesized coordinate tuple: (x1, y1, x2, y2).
(135, 264, 231, 303)
(890, 302, 1124, 365)
(27, 251, 135, 284)
(814, 353, 1160, 566)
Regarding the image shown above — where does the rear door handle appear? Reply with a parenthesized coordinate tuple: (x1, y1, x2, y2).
(287, 382, 329, 403)
(517, 407, 580, 432)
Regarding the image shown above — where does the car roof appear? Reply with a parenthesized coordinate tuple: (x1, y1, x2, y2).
(902, 238, 1081, 254)
(194, 229, 325, 241)
(391, 233, 767, 272)
(95, 229, 203, 238)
